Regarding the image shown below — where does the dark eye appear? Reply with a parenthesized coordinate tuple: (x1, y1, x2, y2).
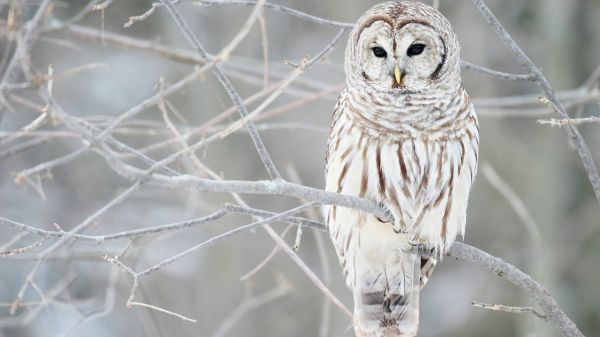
(372, 47, 387, 58)
(407, 43, 426, 57)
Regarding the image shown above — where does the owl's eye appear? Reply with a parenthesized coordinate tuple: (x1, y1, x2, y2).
(372, 47, 387, 58)
(407, 43, 426, 57)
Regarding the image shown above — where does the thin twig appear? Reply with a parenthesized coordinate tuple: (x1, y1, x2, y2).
(261, 224, 353, 318)
(471, 0, 600, 204)
(160, 0, 282, 180)
(449, 242, 583, 337)
(285, 165, 332, 337)
(0, 0, 55, 120)
(0, 237, 49, 257)
(195, 0, 353, 28)
(471, 300, 548, 321)
(538, 116, 600, 127)
(238, 224, 294, 281)
(0, 208, 323, 242)
(128, 301, 197, 323)
(136, 202, 319, 278)
(210, 278, 290, 337)
(9, 182, 142, 314)
(59, 266, 120, 337)
(461, 60, 535, 81)
(124, 2, 162, 28)
(257, 8, 268, 88)
(482, 163, 542, 275)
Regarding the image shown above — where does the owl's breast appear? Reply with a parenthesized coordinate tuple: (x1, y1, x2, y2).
(325, 100, 479, 254)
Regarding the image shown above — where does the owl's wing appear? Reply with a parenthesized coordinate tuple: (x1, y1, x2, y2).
(325, 89, 347, 168)
(388, 97, 479, 255)
(390, 96, 479, 287)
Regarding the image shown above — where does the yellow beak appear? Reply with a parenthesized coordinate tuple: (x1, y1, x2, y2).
(394, 65, 402, 85)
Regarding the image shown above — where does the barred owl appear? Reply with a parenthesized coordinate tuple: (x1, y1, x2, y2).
(324, 2, 479, 336)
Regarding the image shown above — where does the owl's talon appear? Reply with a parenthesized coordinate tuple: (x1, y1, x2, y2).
(392, 223, 406, 234)
(377, 201, 395, 223)
(406, 242, 436, 256)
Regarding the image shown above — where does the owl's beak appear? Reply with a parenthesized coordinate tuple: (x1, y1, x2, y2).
(394, 65, 402, 86)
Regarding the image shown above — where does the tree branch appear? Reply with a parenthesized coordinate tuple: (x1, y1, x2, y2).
(470, 0, 600, 204)
(449, 242, 583, 337)
(160, 0, 282, 180)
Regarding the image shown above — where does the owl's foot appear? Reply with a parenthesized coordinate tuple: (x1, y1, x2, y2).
(375, 201, 394, 223)
(405, 241, 436, 256)
(392, 222, 407, 234)
(376, 201, 408, 234)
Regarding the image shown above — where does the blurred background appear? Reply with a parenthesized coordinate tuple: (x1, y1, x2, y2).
(1, 0, 599, 336)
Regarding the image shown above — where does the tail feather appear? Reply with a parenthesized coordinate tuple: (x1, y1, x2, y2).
(419, 257, 438, 289)
(353, 253, 420, 337)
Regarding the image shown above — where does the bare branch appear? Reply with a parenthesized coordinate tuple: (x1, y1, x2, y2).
(238, 224, 295, 281)
(59, 267, 120, 337)
(472, 301, 548, 321)
(471, 0, 600, 204)
(129, 173, 389, 220)
(195, 0, 353, 28)
(160, 0, 282, 180)
(538, 116, 600, 126)
(128, 301, 197, 323)
(0, 237, 49, 257)
(9, 182, 142, 314)
(260, 224, 353, 318)
(210, 277, 290, 337)
(461, 60, 535, 81)
(14, 146, 89, 185)
(0, 0, 55, 117)
(449, 242, 583, 337)
(257, 8, 268, 88)
(0, 207, 323, 243)
(136, 202, 319, 278)
(481, 163, 542, 272)
(124, 2, 161, 28)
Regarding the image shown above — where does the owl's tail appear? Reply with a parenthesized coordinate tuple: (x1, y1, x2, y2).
(352, 253, 421, 337)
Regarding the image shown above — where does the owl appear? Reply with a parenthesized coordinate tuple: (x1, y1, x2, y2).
(324, 2, 479, 336)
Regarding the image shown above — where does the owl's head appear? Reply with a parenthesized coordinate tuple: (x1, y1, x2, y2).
(345, 1, 461, 94)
